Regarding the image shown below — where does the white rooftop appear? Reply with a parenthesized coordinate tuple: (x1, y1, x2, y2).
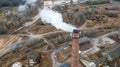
(12, 62, 22, 67)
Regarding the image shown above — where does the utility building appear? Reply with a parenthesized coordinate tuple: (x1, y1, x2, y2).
(80, 59, 96, 67)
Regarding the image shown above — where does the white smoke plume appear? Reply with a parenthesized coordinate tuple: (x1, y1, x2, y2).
(39, 8, 77, 32)
(17, 0, 38, 12)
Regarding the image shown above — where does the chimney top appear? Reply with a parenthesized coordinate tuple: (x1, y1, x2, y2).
(73, 29, 79, 33)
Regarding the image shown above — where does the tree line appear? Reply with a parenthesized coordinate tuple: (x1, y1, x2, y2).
(0, 0, 23, 7)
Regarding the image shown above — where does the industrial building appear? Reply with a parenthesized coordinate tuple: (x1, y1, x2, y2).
(95, 43, 120, 66)
(60, 63, 70, 67)
(102, 43, 120, 61)
(28, 52, 41, 67)
(105, 6, 119, 10)
(0, 0, 120, 67)
(80, 59, 96, 67)
(43, 0, 71, 8)
(98, 37, 116, 46)
(12, 62, 22, 67)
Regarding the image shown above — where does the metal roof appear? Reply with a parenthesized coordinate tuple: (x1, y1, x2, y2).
(95, 43, 120, 65)
(108, 44, 120, 61)
(60, 63, 70, 67)
(105, 6, 119, 10)
(79, 37, 90, 44)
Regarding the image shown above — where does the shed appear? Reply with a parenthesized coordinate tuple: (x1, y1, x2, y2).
(102, 43, 120, 61)
(79, 37, 90, 45)
(28, 52, 40, 66)
(105, 6, 119, 10)
(60, 63, 70, 67)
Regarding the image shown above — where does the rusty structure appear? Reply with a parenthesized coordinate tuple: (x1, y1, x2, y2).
(71, 29, 79, 67)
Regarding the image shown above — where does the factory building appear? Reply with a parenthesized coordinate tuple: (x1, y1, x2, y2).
(98, 37, 116, 47)
(80, 59, 96, 67)
(95, 43, 120, 66)
(28, 52, 41, 67)
(43, 0, 71, 8)
(60, 63, 70, 67)
(44, 1, 53, 8)
(102, 43, 120, 61)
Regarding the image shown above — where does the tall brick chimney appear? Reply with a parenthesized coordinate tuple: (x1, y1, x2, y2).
(71, 29, 79, 67)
